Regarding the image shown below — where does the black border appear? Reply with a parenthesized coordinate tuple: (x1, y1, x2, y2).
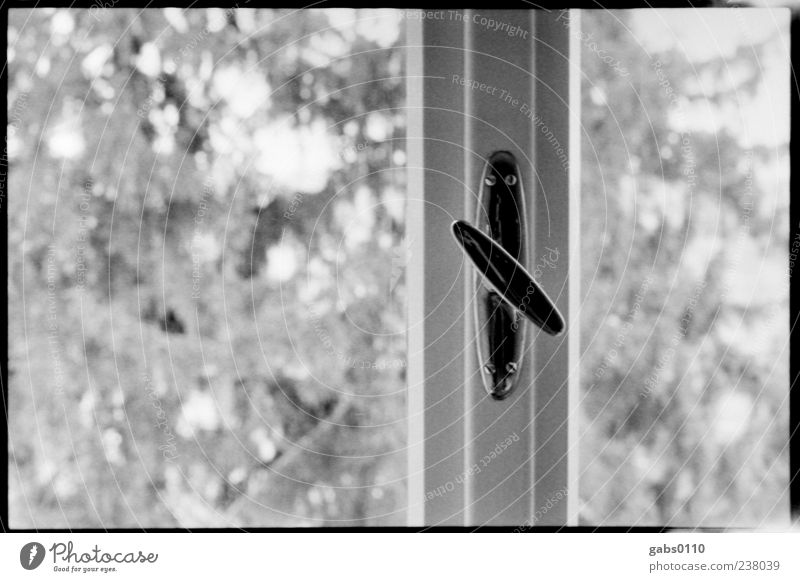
(789, 8, 800, 525)
(1, 0, 795, 533)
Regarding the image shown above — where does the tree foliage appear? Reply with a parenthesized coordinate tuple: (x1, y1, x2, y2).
(9, 8, 406, 527)
(579, 10, 789, 526)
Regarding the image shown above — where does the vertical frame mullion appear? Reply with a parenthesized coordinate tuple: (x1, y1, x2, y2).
(463, 10, 537, 526)
(532, 9, 580, 527)
(407, 14, 468, 526)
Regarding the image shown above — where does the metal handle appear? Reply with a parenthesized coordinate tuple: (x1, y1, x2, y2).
(450, 151, 565, 400)
(452, 220, 565, 334)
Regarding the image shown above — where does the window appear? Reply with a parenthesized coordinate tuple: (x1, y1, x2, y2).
(5, 7, 793, 529)
(579, 10, 790, 527)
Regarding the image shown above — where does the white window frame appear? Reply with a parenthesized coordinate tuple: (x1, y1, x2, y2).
(407, 9, 581, 527)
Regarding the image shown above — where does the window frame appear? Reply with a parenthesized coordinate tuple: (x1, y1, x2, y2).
(406, 9, 580, 527)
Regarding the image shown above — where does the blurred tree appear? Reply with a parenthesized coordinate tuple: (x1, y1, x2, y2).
(8, 8, 406, 527)
(579, 11, 789, 526)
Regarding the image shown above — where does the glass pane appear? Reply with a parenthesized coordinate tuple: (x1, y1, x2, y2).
(579, 9, 790, 526)
(8, 8, 407, 527)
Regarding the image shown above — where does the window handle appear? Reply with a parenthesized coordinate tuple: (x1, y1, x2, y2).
(450, 151, 564, 400)
(451, 220, 565, 335)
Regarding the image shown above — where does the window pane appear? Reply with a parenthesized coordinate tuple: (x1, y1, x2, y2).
(579, 9, 790, 526)
(8, 8, 406, 527)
